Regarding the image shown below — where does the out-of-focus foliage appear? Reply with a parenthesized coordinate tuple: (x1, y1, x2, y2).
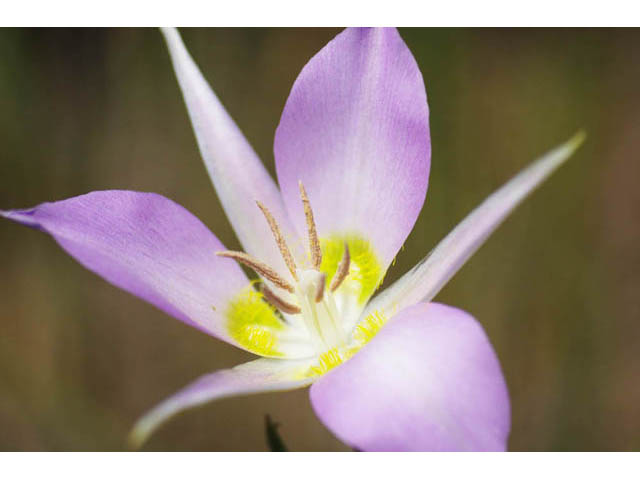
(0, 28, 638, 451)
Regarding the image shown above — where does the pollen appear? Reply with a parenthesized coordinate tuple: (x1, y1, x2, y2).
(299, 181, 322, 269)
(256, 201, 298, 281)
(329, 242, 350, 292)
(216, 250, 295, 293)
(261, 283, 301, 314)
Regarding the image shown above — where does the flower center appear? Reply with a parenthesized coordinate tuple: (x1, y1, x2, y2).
(217, 181, 352, 355)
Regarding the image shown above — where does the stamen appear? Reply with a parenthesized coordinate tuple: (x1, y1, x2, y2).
(315, 272, 326, 303)
(256, 201, 298, 281)
(261, 284, 301, 315)
(330, 243, 350, 292)
(299, 181, 322, 269)
(216, 250, 295, 293)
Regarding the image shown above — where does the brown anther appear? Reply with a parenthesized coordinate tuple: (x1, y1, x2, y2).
(299, 181, 322, 269)
(256, 201, 298, 281)
(261, 284, 301, 315)
(330, 243, 350, 292)
(315, 272, 326, 303)
(216, 250, 295, 293)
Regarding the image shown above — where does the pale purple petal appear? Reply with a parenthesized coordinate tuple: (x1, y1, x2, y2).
(2, 191, 253, 346)
(161, 28, 300, 280)
(364, 132, 586, 321)
(310, 303, 510, 451)
(129, 357, 315, 448)
(275, 27, 430, 268)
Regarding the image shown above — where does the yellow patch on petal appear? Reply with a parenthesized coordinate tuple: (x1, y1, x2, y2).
(319, 234, 384, 304)
(225, 286, 285, 357)
(302, 309, 391, 379)
(305, 348, 346, 377)
(352, 309, 388, 345)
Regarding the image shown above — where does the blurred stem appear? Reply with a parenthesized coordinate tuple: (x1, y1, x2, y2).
(264, 415, 288, 452)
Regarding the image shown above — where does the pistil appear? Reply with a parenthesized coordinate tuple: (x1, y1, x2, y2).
(296, 269, 346, 351)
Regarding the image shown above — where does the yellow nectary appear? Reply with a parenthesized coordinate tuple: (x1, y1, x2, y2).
(319, 234, 384, 305)
(224, 286, 285, 357)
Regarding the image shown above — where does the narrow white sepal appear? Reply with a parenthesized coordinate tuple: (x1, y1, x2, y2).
(160, 28, 300, 280)
(363, 131, 586, 320)
(128, 357, 314, 449)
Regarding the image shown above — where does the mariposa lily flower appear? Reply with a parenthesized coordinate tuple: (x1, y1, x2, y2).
(1, 27, 584, 451)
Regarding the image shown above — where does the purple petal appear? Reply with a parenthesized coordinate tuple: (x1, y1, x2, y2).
(364, 132, 586, 321)
(2, 190, 252, 345)
(310, 303, 510, 451)
(130, 357, 314, 448)
(275, 28, 430, 268)
(161, 28, 301, 280)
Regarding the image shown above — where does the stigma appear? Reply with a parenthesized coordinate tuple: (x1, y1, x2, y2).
(216, 181, 351, 354)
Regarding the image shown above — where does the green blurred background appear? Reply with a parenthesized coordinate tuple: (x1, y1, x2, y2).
(0, 28, 638, 451)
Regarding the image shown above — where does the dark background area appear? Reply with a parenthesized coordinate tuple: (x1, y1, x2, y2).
(0, 28, 638, 451)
